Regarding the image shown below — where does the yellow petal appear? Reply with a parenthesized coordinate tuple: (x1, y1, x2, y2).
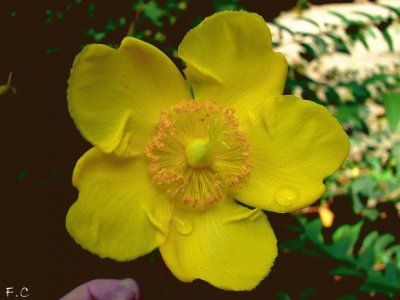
(159, 200, 277, 291)
(66, 148, 171, 261)
(68, 37, 191, 157)
(178, 11, 287, 119)
(232, 96, 349, 213)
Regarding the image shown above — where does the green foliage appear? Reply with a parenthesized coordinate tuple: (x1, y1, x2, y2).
(299, 42, 317, 61)
(132, 0, 167, 27)
(277, 291, 292, 300)
(87, 1, 96, 18)
(281, 217, 400, 298)
(282, 4, 400, 241)
(280, 4, 400, 67)
(17, 170, 28, 181)
(326, 32, 351, 54)
(329, 11, 369, 49)
(383, 93, 400, 132)
(212, 0, 240, 12)
(329, 221, 363, 260)
(298, 16, 319, 28)
(378, 4, 400, 18)
(336, 103, 364, 130)
(35, 0, 190, 55)
(45, 8, 65, 23)
(299, 288, 316, 299)
(271, 20, 295, 36)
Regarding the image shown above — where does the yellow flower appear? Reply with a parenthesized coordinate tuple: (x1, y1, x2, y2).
(66, 11, 349, 291)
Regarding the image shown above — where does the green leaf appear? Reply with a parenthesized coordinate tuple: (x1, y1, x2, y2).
(85, 28, 106, 42)
(277, 291, 292, 300)
(325, 86, 340, 104)
(299, 42, 317, 61)
(356, 33, 369, 50)
(303, 218, 324, 245)
(374, 234, 395, 264)
(87, 1, 95, 18)
(351, 195, 364, 215)
(330, 265, 363, 277)
(363, 73, 400, 86)
(285, 224, 304, 233)
(285, 217, 400, 298)
(336, 103, 363, 130)
(362, 208, 380, 221)
(373, 234, 395, 253)
(271, 21, 295, 36)
(349, 81, 370, 102)
(297, 33, 329, 57)
(326, 33, 351, 54)
(351, 176, 376, 198)
(313, 35, 329, 55)
(279, 238, 305, 252)
(212, 0, 240, 11)
(383, 93, 400, 132)
(360, 264, 400, 297)
(387, 245, 400, 266)
(327, 222, 363, 260)
(299, 288, 316, 300)
(134, 0, 166, 27)
(358, 231, 399, 271)
(364, 27, 376, 38)
(299, 16, 320, 28)
(353, 11, 380, 23)
(17, 170, 28, 181)
(381, 29, 394, 52)
(350, 176, 382, 220)
(330, 11, 351, 24)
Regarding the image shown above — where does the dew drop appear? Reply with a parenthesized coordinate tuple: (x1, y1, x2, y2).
(173, 216, 193, 235)
(275, 186, 300, 207)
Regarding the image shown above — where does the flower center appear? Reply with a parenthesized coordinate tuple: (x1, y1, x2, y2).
(185, 138, 212, 168)
(146, 101, 251, 208)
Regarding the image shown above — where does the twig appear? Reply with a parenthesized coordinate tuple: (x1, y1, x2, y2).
(126, 9, 141, 37)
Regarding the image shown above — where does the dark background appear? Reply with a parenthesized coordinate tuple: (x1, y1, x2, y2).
(2, 0, 385, 299)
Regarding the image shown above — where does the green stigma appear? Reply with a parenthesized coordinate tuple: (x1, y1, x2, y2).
(185, 138, 213, 168)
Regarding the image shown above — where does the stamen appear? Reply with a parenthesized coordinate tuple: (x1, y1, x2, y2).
(219, 141, 231, 150)
(146, 101, 251, 208)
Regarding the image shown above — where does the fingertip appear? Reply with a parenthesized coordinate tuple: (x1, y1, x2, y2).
(119, 278, 140, 299)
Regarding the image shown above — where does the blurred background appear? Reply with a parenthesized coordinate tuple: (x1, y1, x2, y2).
(1, 0, 399, 299)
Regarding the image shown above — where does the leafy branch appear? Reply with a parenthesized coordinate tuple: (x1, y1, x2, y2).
(280, 217, 400, 298)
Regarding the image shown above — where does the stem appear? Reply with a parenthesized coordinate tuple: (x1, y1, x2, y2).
(126, 9, 141, 37)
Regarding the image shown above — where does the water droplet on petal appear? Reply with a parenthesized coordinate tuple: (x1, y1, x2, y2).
(275, 187, 300, 207)
(173, 216, 193, 235)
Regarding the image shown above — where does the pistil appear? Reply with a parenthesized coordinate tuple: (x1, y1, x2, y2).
(185, 138, 213, 168)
